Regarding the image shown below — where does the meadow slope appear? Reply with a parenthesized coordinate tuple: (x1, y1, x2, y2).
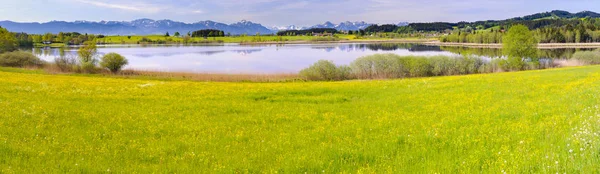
(1, 66, 600, 173)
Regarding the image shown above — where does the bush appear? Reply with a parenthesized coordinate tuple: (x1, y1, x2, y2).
(0, 51, 45, 67)
(299, 60, 348, 81)
(100, 53, 129, 73)
(351, 54, 404, 79)
(54, 56, 78, 72)
(572, 50, 600, 65)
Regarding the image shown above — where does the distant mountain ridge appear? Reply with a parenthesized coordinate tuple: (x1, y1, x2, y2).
(0, 19, 407, 35)
(0, 19, 274, 35)
(1, 10, 597, 35)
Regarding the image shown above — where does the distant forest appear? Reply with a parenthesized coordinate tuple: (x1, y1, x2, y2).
(191, 29, 225, 37)
(276, 28, 338, 36)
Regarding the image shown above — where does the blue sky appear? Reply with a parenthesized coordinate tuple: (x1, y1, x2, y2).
(1, 0, 599, 27)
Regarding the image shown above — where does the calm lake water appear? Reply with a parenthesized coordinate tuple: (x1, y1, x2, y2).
(30, 43, 586, 73)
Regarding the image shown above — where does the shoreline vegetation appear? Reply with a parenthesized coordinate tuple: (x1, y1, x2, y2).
(3, 25, 600, 82)
(31, 37, 600, 49)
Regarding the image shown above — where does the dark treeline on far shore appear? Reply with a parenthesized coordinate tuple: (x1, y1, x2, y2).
(276, 28, 338, 36)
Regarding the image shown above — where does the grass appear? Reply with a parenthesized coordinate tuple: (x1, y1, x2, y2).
(1, 66, 600, 173)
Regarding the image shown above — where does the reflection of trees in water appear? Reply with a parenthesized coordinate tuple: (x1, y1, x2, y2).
(31, 47, 263, 58)
(440, 46, 592, 59)
(32, 47, 61, 57)
(440, 47, 504, 57)
(312, 43, 444, 52)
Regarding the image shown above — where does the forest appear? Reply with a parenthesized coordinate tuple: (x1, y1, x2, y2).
(276, 28, 338, 36)
(191, 29, 225, 38)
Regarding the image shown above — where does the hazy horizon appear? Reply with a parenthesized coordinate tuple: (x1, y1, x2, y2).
(2, 0, 600, 27)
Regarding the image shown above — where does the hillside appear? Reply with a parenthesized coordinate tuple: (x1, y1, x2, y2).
(516, 10, 600, 20)
(1, 66, 599, 172)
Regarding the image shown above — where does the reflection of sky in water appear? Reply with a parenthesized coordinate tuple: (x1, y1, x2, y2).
(33, 44, 459, 73)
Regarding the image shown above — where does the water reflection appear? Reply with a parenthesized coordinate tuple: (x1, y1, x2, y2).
(28, 43, 593, 73)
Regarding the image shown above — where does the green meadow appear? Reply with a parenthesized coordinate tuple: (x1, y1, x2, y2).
(1, 66, 600, 173)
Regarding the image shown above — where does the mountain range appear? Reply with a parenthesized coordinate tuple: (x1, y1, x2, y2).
(0, 19, 401, 35)
(1, 10, 598, 35)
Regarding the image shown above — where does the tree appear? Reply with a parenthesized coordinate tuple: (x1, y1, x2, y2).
(57, 32, 65, 43)
(165, 32, 170, 37)
(0, 27, 18, 53)
(78, 41, 98, 72)
(174, 32, 180, 37)
(502, 25, 538, 71)
(100, 53, 128, 73)
(32, 35, 42, 43)
(43, 33, 54, 42)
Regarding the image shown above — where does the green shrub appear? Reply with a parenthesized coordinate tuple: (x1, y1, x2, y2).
(0, 51, 45, 67)
(572, 50, 600, 65)
(404, 56, 431, 77)
(54, 56, 78, 72)
(351, 54, 404, 79)
(299, 60, 348, 81)
(100, 53, 129, 73)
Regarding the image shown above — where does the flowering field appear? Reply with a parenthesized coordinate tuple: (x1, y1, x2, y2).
(1, 66, 600, 173)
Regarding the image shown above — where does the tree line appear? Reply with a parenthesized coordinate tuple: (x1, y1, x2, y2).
(276, 28, 338, 36)
(8, 31, 102, 47)
(440, 21, 600, 43)
(191, 29, 225, 37)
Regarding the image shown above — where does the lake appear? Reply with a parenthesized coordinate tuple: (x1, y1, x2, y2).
(30, 43, 586, 74)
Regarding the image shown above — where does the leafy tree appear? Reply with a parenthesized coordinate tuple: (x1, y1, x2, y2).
(0, 27, 18, 53)
(43, 33, 53, 42)
(174, 32, 180, 37)
(78, 41, 98, 72)
(502, 25, 538, 71)
(57, 32, 65, 43)
(100, 53, 128, 73)
(165, 32, 170, 37)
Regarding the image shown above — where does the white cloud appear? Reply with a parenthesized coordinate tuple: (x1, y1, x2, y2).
(74, 0, 162, 13)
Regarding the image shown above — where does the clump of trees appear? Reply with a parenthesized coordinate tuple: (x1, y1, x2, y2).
(0, 27, 45, 67)
(364, 24, 398, 33)
(0, 27, 19, 53)
(276, 28, 338, 36)
(191, 29, 225, 37)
